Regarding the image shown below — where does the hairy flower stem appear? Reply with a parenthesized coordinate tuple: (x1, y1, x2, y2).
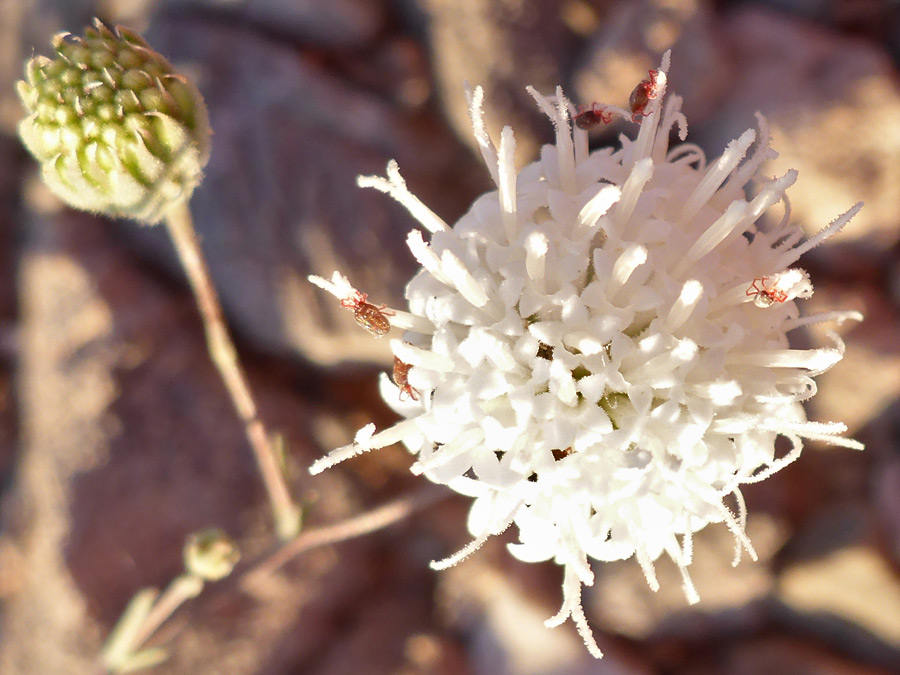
(243, 484, 447, 585)
(164, 201, 300, 539)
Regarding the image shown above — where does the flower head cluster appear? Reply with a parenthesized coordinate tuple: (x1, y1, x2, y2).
(310, 52, 863, 658)
(17, 19, 210, 224)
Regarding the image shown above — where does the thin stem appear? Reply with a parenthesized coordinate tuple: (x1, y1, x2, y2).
(101, 588, 159, 671)
(243, 484, 447, 586)
(128, 575, 204, 652)
(164, 201, 300, 539)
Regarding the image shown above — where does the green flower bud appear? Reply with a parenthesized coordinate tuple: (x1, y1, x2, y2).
(16, 19, 211, 224)
(183, 529, 240, 582)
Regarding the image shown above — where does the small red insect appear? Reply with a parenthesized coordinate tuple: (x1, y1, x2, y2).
(340, 291, 393, 337)
(392, 356, 419, 401)
(551, 447, 574, 461)
(573, 102, 613, 130)
(746, 276, 788, 308)
(629, 69, 660, 123)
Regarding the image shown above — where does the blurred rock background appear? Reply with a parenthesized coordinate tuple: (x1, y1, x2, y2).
(0, 0, 899, 673)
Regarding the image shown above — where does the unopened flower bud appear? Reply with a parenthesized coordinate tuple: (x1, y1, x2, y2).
(183, 529, 240, 582)
(16, 18, 211, 224)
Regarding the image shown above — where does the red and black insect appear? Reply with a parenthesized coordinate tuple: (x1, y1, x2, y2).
(629, 69, 660, 123)
(573, 102, 613, 130)
(746, 276, 788, 308)
(340, 291, 393, 337)
(392, 356, 419, 401)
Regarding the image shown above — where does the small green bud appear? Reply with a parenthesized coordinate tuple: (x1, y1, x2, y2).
(183, 529, 240, 582)
(17, 19, 211, 224)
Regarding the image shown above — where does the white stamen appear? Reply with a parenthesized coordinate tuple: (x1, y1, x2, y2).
(739, 434, 804, 485)
(783, 310, 864, 332)
(772, 203, 864, 270)
(678, 129, 755, 226)
(672, 200, 750, 278)
(309, 419, 426, 475)
(715, 499, 757, 563)
(633, 537, 661, 592)
(466, 85, 499, 186)
(576, 184, 621, 233)
(525, 85, 556, 121)
(745, 170, 798, 224)
(498, 125, 518, 242)
(553, 86, 577, 193)
(309, 426, 374, 475)
(651, 94, 688, 162)
(613, 158, 653, 230)
(525, 231, 548, 289)
(406, 229, 453, 285)
(440, 249, 490, 308)
(358, 160, 449, 233)
(666, 142, 706, 169)
(525, 85, 577, 192)
(663, 280, 704, 333)
(730, 488, 748, 565)
(609, 244, 647, 293)
(758, 420, 865, 451)
(411, 428, 484, 476)
(628, 52, 669, 166)
(726, 346, 841, 372)
(629, 339, 697, 381)
(665, 537, 700, 604)
(430, 499, 520, 570)
(387, 309, 435, 334)
(544, 566, 604, 659)
(308, 271, 356, 301)
(690, 380, 742, 405)
(392, 339, 456, 372)
(720, 113, 775, 200)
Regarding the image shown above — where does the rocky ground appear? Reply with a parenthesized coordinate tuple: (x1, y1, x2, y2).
(0, 0, 899, 673)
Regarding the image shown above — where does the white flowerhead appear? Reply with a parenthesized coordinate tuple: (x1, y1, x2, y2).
(309, 52, 863, 658)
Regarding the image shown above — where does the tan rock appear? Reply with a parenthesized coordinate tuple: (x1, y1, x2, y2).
(572, 0, 731, 129)
(415, 0, 581, 160)
(777, 545, 900, 649)
(590, 514, 788, 639)
(438, 556, 652, 674)
(713, 7, 900, 249)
